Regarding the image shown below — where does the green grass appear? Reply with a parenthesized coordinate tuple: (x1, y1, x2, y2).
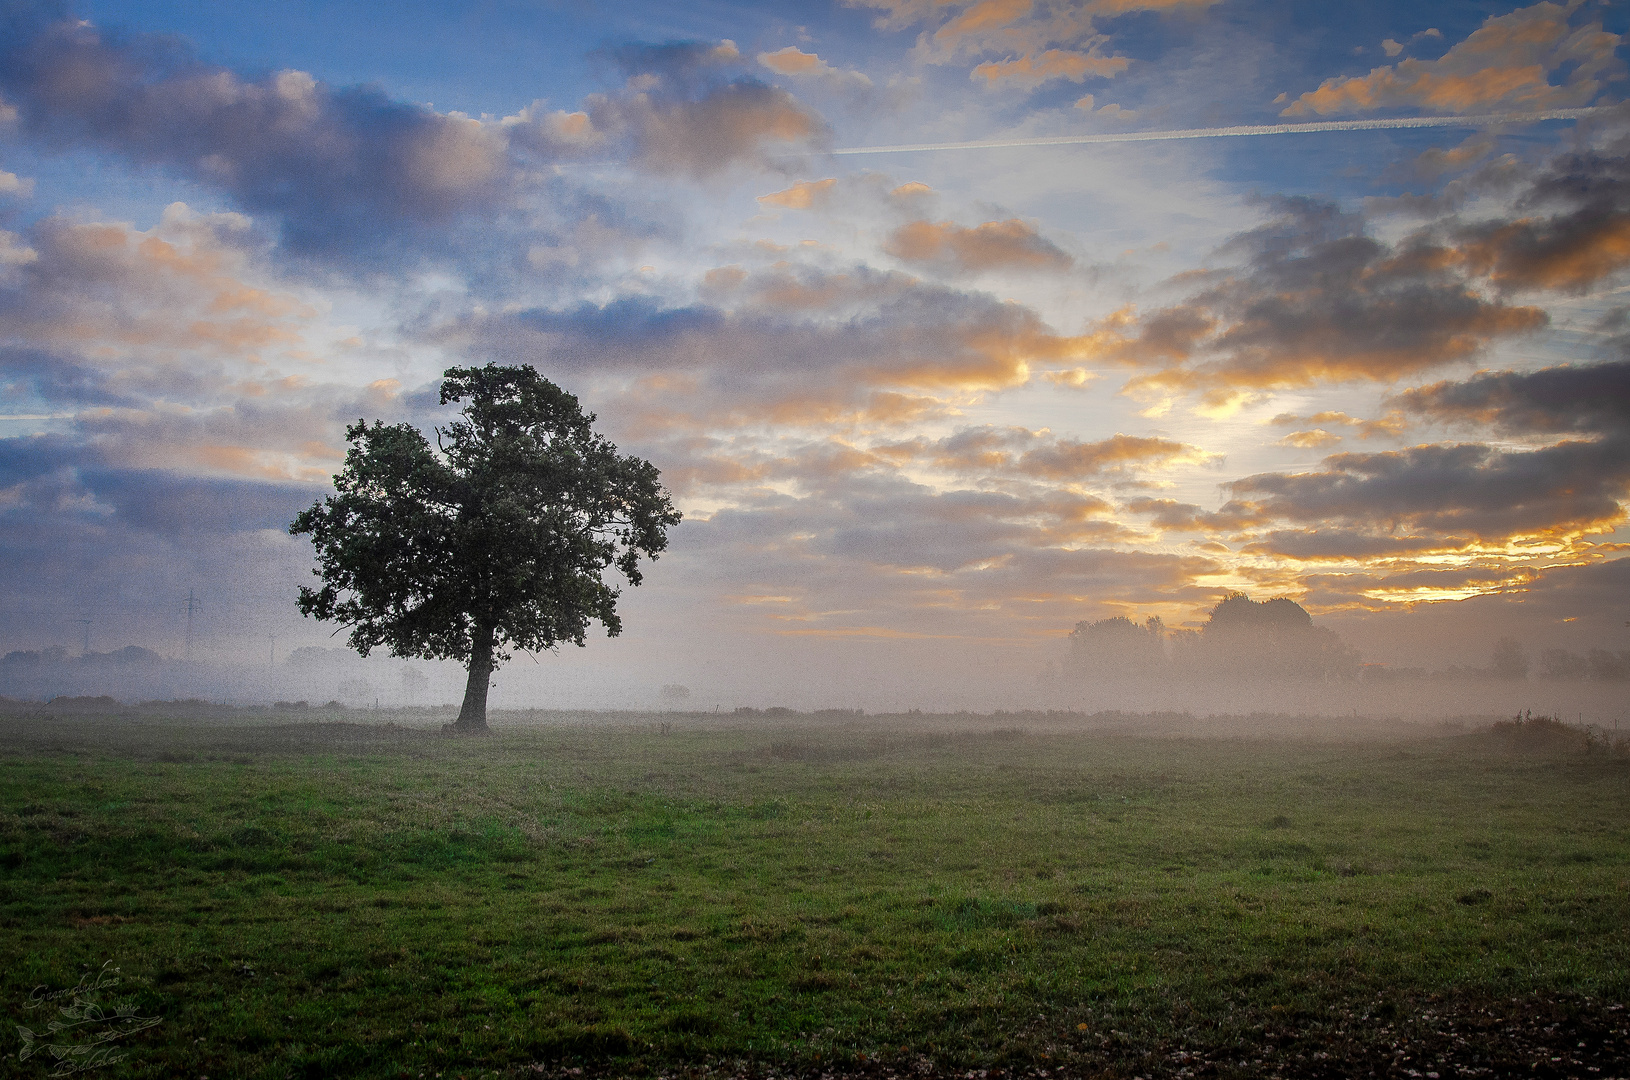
(1, 712, 1627, 1077)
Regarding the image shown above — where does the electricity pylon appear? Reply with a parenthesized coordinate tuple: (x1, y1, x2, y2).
(182, 590, 200, 662)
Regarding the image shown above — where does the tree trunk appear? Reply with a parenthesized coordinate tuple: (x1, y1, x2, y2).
(448, 628, 494, 734)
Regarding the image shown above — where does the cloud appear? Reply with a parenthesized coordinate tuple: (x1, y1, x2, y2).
(577, 40, 828, 178)
(1164, 360, 1630, 595)
(0, 200, 437, 490)
(76, 467, 319, 537)
(757, 178, 838, 210)
(1083, 196, 1548, 407)
(0, 13, 512, 254)
(856, 0, 1217, 37)
(660, 435, 1220, 643)
(0, 205, 314, 370)
(1284, 1, 1624, 116)
(1084, 0, 1220, 12)
(541, 413, 1226, 652)
(0, 430, 324, 657)
(1317, 556, 1630, 661)
(1268, 410, 1406, 440)
(845, 0, 1218, 93)
(890, 181, 935, 200)
(0, 229, 38, 278)
(1073, 93, 1137, 120)
(1445, 148, 1630, 293)
(0, 12, 827, 259)
(884, 218, 1073, 273)
(1381, 28, 1442, 59)
(971, 48, 1129, 88)
(584, 74, 827, 180)
(0, 430, 322, 545)
(1278, 429, 1342, 449)
(435, 265, 1108, 434)
(1121, 495, 1263, 535)
(909, 426, 1215, 480)
(1388, 359, 1630, 438)
(0, 170, 34, 197)
(758, 46, 873, 88)
(934, 0, 1033, 43)
(1393, 134, 1495, 182)
(1228, 437, 1630, 555)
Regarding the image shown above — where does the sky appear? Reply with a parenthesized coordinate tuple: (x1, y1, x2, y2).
(1, 0, 1628, 710)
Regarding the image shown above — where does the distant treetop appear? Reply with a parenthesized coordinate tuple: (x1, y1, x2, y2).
(1204, 594, 1314, 636)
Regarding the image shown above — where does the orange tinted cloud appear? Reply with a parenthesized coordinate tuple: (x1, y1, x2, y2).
(852, 0, 1195, 93)
(1082, 198, 1547, 400)
(857, 0, 1216, 36)
(1385, 145, 1630, 295)
(1278, 429, 1342, 449)
(759, 46, 826, 75)
(1016, 433, 1212, 479)
(971, 48, 1129, 86)
(702, 265, 749, 294)
(619, 86, 823, 176)
(742, 265, 921, 312)
(1284, 1, 1623, 116)
(1269, 411, 1406, 439)
(6, 209, 315, 359)
(1123, 496, 1262, 535)
(919, 427, 1213, 481)
(1400, 135, 1494, 181)
(935, 0, 1032, 42)
(1227, 438, 1630, 553)
(885, 218, 1072, 273)
(449, 267, 1109, 436)
(848, 0, 965, 32)
(1217, 357, 1630, 568)
(71, 388, 397, 482)
(1113, 297, 1543, 398)
(757, 178, 838, 210)
(757, 46, 873, 87)
(1087, 0, 1218, 12)
(1455, 215, 1630, 294)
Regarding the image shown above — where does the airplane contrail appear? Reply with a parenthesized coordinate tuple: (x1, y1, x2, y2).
(828, 107, 1614, 156)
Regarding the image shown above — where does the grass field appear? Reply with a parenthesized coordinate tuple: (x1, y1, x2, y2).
(2, 708, 1628, 1078)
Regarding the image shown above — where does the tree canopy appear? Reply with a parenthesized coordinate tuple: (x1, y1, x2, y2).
(290, 364, 681, 731)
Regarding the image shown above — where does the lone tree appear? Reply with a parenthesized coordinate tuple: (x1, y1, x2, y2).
(290, 364, 681, 733)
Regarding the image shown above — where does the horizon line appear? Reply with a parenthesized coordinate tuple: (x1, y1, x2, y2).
(824, 106, 1616, 156)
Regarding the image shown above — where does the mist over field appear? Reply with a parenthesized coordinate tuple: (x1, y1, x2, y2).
(7, 581, 1627, 724)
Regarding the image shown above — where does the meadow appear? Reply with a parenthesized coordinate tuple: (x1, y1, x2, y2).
(1, 705, 1628, 1079)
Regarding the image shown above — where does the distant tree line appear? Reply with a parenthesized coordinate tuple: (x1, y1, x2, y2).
(1438, 637, 1630, 683)
(1, 646, 164, 671)
(1066, 594, 1359, 684)
(1064, 603, 1630, 687)
(0, 646, 172, 700)
(1537, 647, 1630, 682)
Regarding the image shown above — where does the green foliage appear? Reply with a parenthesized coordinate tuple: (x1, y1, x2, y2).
(290, 365, 680, 668)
